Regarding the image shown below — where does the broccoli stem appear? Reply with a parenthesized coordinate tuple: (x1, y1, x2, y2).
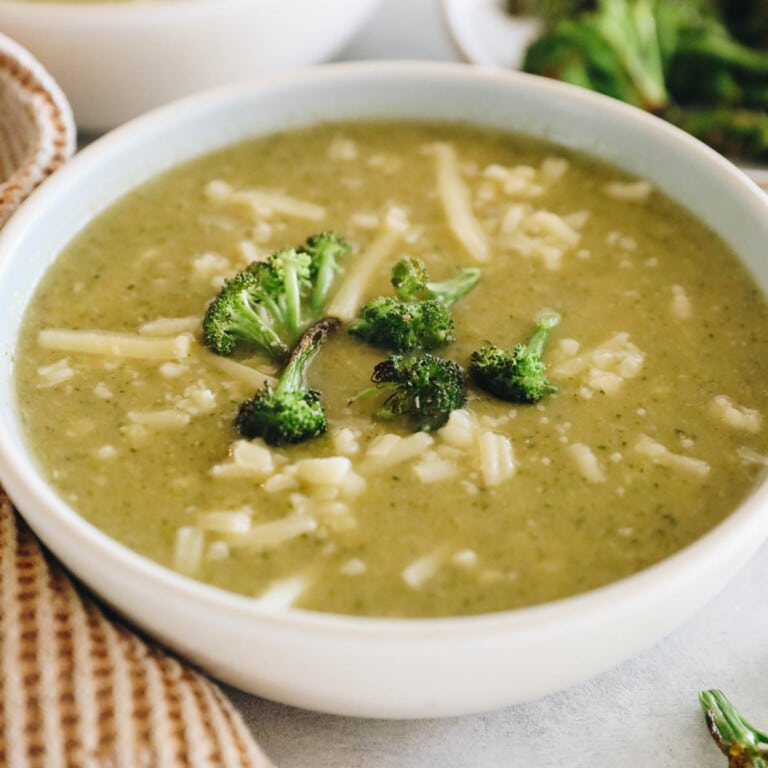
(427, 268, 482, 306)
(527, 310, 562, 357)
(281, 257, 304, 339)
(277, 317, 340, 396)
(700, 689, 768, 768)
(307, 234, 352, 315)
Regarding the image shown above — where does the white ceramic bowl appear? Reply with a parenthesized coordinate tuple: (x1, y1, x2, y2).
(0, 0, 381, 132)
(0, 62, 766, 719)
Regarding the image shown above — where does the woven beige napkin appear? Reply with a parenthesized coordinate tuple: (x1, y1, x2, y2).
(0, 491, 275, 768)
(0, 32, 76, 227)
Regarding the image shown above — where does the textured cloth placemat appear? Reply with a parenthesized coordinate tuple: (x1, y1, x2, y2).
(0, 490, 274, 768)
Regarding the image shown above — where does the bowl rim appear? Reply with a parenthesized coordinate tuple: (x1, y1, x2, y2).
(1, 60, 767, 639)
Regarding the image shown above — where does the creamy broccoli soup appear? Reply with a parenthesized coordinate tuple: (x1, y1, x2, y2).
(15, 122, 768, 617)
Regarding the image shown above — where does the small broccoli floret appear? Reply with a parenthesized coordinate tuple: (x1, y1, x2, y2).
(202, 271, 290, 359)
(259, 247, 313, 339)
(366, 353, 468, 432)
(350, 257, 481, 352)
(235, 317, 340, 446)
(391, 256, 481, 305)
(202, 231, 351, 359)
(700, 689, 768, 768)
(471, 310, 561, 403)
(349, 296, 455, 352)
(302, 231, 352, 314)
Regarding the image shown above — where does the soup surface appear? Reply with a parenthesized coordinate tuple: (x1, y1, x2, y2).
(15, 122, 768, 617)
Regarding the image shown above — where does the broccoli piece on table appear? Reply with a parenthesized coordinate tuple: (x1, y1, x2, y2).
(470, 310, 561, 403)
(700, 689, 768, 768)
(350, 257, 481, 352)
(365, 353, 468, 433)
(202, 231, 351, 359)
(235, 317, 340, 446)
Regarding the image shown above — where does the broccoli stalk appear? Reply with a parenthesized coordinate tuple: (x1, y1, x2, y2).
(259, 247, 313, 341)
(470, 310, 561, 403)
(700, 689, 768, 768)
(304, 231, 353, 315)
(202, 232, 350, 359)
(235, 317, 340, 446)
(350, 257, 481, 352)
(363, 353, 468, 432)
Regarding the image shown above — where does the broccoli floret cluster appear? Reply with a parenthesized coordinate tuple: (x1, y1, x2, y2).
(368, 353, 468, 433)
(349, 257, 480, 352)
(235, 318, 340, 446)
(203, 231, 351, 360)
(470, 310, 561, 404)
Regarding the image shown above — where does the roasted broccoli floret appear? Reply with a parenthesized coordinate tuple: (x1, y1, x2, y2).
(235, 317, 340, 446)
(700, 689, 768, 768)
(470, 310, 561, 403)
(390, 256, 482, 305)
(202, 232, 351, 359)
(201, 270, 290, 360)
(350, 258, 481, 352)
(365, 353, 468, 432)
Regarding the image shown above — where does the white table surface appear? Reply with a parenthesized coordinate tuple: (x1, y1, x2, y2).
(223, 2, 768, 766)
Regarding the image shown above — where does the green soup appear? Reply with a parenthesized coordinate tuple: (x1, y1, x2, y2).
(15, 122, 768, 617)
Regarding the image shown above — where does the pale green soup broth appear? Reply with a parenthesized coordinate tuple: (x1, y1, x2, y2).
(15, 122, 768, 617)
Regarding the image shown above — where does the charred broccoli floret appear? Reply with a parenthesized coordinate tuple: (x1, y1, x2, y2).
(470, 310, 561, 403)
(365, 353, 468, 432)
(350, 257, 481, 352)
(235, 318, 340, 446)
(202, 232, 351, 359)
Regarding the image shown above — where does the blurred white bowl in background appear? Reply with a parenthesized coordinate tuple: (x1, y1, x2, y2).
(0, 0, 382, 132)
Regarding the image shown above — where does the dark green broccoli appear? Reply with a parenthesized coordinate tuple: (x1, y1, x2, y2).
(350, 258, 481, 352)
(350, 296, 455, 353)
(365, 353, 468, 432)
(523, 0, 669, 111)
(202, 232, 351, 359)
(470, 310, 561, 403)
(521, 0, 768, 161)
(700, 689, 768, 767)
(235, 318, 340, 446)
